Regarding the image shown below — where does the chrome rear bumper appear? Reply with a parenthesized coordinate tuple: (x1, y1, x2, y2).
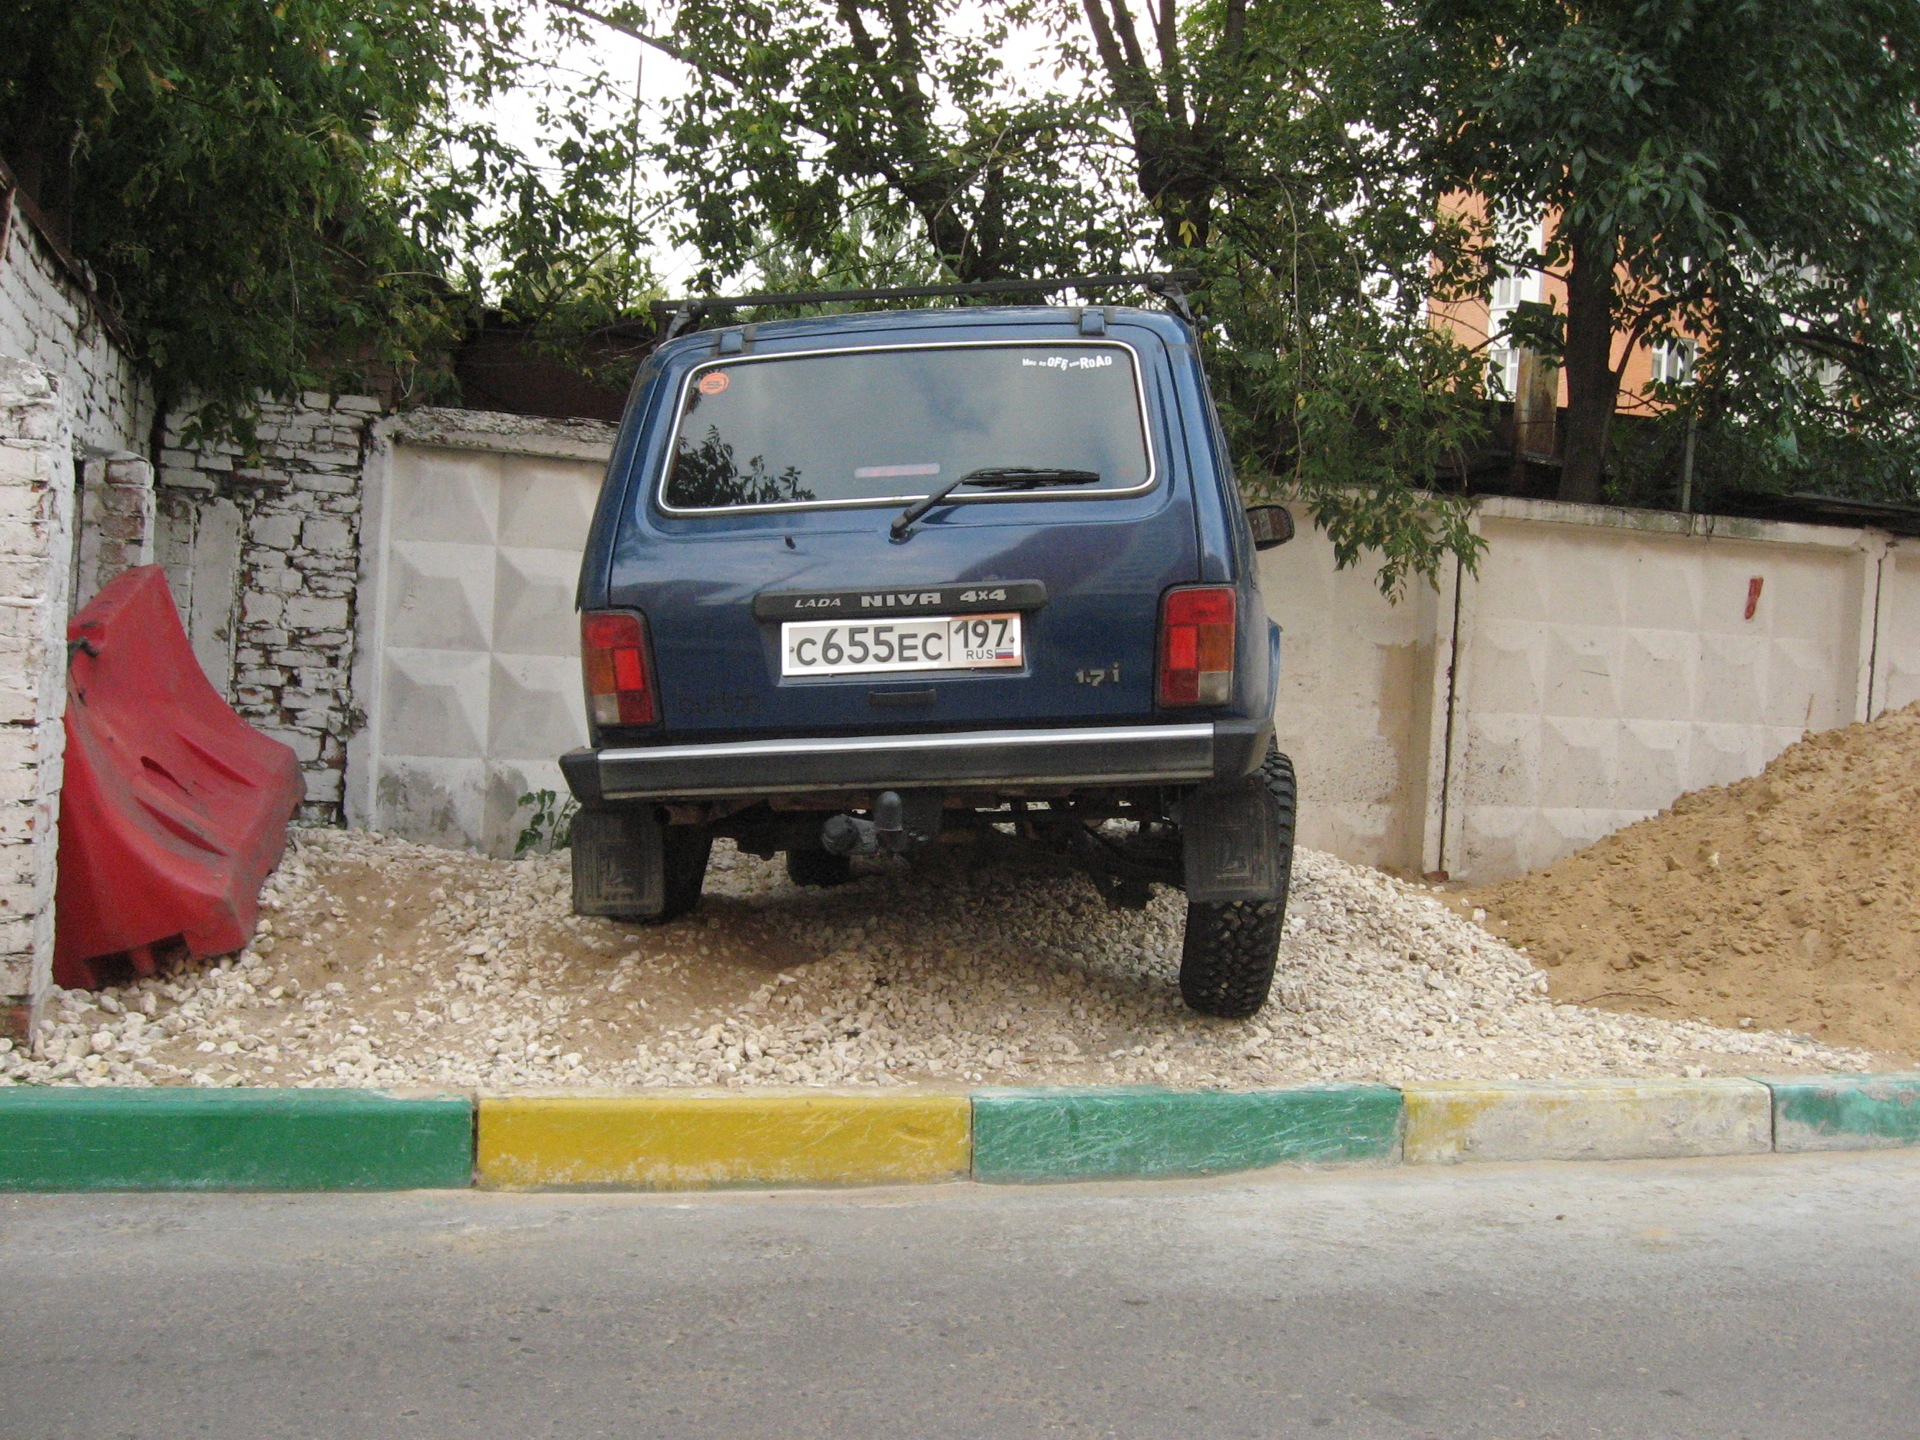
(561, 719, 1271, 803)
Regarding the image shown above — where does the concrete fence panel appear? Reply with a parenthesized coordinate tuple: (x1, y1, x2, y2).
(1437, 503, 1880, 882)
(1871, 540, 1920, 720)
(335, 410, 1915, 883)
(346, 411, 616, 854)
(1256, 536, 1446, 876)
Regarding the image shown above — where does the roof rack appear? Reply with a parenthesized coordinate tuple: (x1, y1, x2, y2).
(648, 269, 1201, 340)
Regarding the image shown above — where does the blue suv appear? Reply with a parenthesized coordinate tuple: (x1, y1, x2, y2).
(561, 277, 1298, 1016)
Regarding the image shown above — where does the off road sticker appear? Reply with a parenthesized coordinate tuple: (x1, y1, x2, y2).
(1021, 354, 1116, 371)
(696, 371, 731, 396)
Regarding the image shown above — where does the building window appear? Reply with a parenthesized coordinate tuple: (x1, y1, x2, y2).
(1650, 337, 1697, 386)
(1487, 272, 1533, 398)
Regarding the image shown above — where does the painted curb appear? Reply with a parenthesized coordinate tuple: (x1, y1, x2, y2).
(1401, 1078, 1773, 1164)
(1762, 1073, 1920, 1152)
(475, 1091, 972, 1190)
(5, 1075, 1919, 1192)
(0, 1087, 473, 1191)
(972, 1084, 1402, 1182)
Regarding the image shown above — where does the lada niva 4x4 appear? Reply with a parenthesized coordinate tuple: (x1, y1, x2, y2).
(561, 290, 1299, 1016)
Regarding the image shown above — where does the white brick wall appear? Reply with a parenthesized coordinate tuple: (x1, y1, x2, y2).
(0, 193, 154, 456)
(159, 392, 381, 820)
(74, 454, 156, 608)
(0, 357, 74, 1040)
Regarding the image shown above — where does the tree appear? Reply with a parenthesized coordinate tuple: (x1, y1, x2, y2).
(570, 0, 1490, 594)
(0, 0, 656, 439)
(567, 0, 1131, 284)
(1402, 0, 1920, 504)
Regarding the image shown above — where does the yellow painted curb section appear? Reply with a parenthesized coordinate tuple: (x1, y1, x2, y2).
(476, 1091, 972, 1190)
(1402, 1078, 1773, 1164)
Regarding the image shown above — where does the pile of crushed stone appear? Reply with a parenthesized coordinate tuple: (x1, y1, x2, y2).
(1471, 702, 1920, 1060)
(0, 828, 1868, 1091)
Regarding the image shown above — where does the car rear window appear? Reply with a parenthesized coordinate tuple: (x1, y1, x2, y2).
(658, 341, 1153, 512)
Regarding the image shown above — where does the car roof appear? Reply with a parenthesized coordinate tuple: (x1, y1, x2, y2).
(651, 304, 1192, 365)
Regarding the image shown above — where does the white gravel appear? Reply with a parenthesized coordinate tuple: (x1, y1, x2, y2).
(0, 826, 1871, 1090)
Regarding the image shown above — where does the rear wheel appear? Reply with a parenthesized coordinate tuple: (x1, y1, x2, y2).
(785, 844, 854, 888)
(1178, 749, 1297, 1019)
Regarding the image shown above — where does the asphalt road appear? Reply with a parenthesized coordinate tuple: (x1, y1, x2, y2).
(4, 1151, 1918, 1439)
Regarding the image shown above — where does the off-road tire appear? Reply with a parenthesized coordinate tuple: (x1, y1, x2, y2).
(654, 825, 713, 924)
(1178, 749, 1297, 1018)
(785, 845, 854, 888)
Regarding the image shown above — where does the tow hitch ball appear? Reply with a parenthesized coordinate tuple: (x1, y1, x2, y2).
(822, 790, 941, 857)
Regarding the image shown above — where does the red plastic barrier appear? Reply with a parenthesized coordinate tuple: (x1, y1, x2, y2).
(54, 567, 303, 989)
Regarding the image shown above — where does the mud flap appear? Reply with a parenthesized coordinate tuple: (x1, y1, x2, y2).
(1180, 776, 1283, 903)
(570, 808, 666, 917)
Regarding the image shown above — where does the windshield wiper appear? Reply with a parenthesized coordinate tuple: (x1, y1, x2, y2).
(889, 467, 1102, 540)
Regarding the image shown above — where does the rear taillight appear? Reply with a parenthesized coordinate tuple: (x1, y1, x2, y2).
(582, 610, 656, 726)
(1159, 586, 1236, 707)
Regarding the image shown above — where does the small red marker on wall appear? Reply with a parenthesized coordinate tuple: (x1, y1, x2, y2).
(1745, 575, 1764, 620)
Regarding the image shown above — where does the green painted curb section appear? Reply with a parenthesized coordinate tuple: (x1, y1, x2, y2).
(1402, 1078, 1773, 1164)
(971, 1084, 1403, 1182)
(1764, 1074, 1920, 1152)
(0, 1088, 474, 1191)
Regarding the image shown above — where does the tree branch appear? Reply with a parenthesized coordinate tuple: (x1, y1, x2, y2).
(1221, 0, 1248, 60)
(542, 0, 745, 88)
(1106, 0, 1156, 98)
(839, 0, 983, 275)
(1157, 0, 1187, 132)
(1196, 0, 1247, 134)
(553, 0, 946, 260)
(1080, 0, 1157, 116)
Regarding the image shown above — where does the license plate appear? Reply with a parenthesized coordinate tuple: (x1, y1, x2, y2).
(780, 613, 1023, 677)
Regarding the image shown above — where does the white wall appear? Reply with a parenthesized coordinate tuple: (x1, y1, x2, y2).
(73, 455, 156, 609)
(1, 177, 161, 624)
(0, 183, 159, 1043)
(1436, 503, 1879, 880)
(0, 189, 154, 457)
(1266, 498, 1912, 882)
(1870, 540, 1920, 719)
(0, 357, 74, 1039)
(1259, 532, 1446, 874)
(345, 411, 618, 853)
(155, 392, 382, 818)
(341, 420, 1919, 882)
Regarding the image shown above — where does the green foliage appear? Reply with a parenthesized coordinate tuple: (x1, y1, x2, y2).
(1398, 0, 1920, 502)
(515, 788, 579, 857)
(0, 0, 658, 439)
(601, 0, 1491, 593)
(1612, 406, 1920, 514)
(637, 0, 1132, 287)
(12, 0, 1917, 542)
(4, 0, 445, 434)
(750, 211, 950, 308)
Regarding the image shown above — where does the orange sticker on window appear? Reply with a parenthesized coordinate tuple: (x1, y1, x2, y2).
(697, 371, 731, 396)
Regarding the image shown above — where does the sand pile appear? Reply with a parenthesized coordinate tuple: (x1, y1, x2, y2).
(1472, 701, 1920, 1059)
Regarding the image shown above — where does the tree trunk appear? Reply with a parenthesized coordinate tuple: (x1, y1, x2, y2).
(1558, 229, 1621, 504)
